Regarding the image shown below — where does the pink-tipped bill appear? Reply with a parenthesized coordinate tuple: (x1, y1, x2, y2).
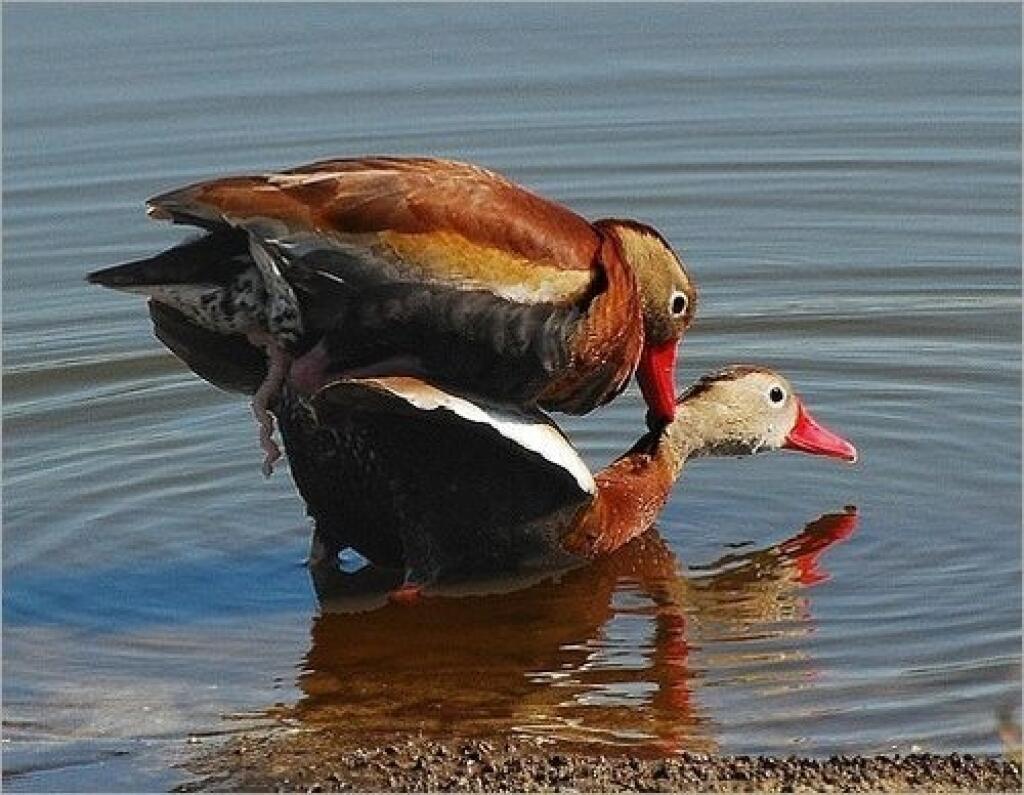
(783, 401, 858, 463)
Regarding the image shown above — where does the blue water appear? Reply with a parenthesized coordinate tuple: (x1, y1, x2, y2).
(3, 4, 1021, 790)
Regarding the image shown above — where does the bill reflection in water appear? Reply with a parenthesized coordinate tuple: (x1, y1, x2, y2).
(285, 509, 858, 754)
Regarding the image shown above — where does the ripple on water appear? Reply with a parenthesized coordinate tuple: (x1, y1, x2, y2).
(3, 3, 1021, 789)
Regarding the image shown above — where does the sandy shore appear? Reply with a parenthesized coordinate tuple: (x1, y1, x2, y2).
(179, 731, 1021, 792)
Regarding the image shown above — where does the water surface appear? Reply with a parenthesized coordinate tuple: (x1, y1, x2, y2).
(3, 4, 1021, 791)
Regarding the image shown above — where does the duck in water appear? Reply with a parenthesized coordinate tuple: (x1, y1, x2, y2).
(272, 365, 856, 597)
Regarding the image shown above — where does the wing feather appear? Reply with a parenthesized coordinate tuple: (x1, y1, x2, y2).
(316, 376, 596, 499)
(147, 157, 599, 305)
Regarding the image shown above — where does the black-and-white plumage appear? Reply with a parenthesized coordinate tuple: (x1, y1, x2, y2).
(89, 228, 303, 474)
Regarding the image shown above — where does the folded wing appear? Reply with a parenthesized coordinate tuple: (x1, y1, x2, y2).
(147, 157, 601, 305)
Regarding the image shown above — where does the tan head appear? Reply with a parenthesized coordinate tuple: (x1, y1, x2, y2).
(660, 365, 858, 470)
(594, 219, 697, 425)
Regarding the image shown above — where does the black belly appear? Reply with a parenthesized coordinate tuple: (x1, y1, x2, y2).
(142, 303, 589, 583)
(148, 302, 267, 394)
(276, 382, 588, 582)
(298, 275, 580, 409)
(100, 231, 583, 409)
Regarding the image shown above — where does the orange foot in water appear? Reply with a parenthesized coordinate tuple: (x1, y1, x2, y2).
(387, 583, 425, 605)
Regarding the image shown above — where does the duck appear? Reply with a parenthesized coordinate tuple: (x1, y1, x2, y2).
(273, 364, 857, 594)
(86, 156, 697, 475)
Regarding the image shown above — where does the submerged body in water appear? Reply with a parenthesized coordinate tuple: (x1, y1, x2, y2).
(274, 368, 854, 589)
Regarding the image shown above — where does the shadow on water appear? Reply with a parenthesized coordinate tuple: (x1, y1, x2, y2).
(274, 508, 857, 755)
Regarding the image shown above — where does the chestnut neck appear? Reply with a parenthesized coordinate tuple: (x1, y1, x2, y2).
(564, 393, 766, 559)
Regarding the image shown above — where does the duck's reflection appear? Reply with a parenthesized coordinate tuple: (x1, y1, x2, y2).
(287, 508, 857, 754)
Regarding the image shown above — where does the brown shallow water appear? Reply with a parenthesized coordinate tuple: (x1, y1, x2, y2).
(3, 4, 1021, 791)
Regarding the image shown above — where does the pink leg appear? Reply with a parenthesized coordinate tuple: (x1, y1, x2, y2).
(247, 330, 291, 477)
(289, 340, 332, 394)
(290, 343, 426, 394)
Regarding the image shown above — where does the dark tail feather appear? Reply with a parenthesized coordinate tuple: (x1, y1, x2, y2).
(148, 301, 267, 395)
(87, 228, 249, 288)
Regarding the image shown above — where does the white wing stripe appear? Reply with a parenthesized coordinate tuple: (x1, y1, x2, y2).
(364, 378, 596, 496)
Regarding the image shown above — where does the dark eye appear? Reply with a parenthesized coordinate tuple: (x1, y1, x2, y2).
(670, 292, 687, 316)
(769, 386, 785, 404)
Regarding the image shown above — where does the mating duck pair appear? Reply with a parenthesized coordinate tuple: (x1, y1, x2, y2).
(90, 156, 856, 589)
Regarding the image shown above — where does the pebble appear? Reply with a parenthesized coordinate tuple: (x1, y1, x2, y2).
(177, 731, 1023, 793)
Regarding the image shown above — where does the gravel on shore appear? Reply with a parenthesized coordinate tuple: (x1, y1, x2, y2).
(179, 731, 1022, 792)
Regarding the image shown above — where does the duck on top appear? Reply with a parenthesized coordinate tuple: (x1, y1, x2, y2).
(87, 157, 697, 474)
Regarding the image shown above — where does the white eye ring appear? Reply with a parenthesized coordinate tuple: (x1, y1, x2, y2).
(768, 386, 786, 404)
(669, 291, 688, 316)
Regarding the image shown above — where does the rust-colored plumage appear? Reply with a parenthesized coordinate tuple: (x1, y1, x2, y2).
(93, 157, 694, 424)
(535, 233, 643, 414)
(89, 156, 697, 475)
(562, 445, 676, 558)
(149, 158, 603, 295)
